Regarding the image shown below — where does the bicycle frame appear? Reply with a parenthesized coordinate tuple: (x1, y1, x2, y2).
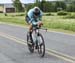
(32, 26, 40, 44)
(32, 26, 47, 43)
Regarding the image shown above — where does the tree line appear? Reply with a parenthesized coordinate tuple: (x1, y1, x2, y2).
(26, 0, 75, 12)
(13, 0, 75, 12)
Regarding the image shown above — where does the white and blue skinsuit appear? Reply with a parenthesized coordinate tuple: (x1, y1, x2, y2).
(27, 8, 43, 25)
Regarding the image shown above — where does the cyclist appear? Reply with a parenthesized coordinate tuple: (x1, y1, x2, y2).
(26, 7, 43, 46)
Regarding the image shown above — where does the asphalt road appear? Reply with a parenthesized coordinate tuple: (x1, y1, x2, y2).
(0, 23, 75, 63)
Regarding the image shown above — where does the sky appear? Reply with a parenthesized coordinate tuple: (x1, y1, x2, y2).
(21, 0, 57, 3)
(0, 0, 57, 4)
(20, 0, 35, 4)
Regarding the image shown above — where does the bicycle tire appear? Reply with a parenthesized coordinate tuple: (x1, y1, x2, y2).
(37, 33, 45, 57)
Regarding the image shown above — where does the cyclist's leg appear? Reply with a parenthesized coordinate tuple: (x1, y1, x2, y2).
(28, 24, 34, 45)
(29, 24, 32, 39)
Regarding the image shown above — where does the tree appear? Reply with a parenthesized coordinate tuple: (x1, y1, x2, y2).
(35, 0, 39, 6)
(26, 3, 35, 12)
(13, 0, 24, 12)
(64, 0, 75, 3)
(40, 0, 46, 11)
(55, 1, 66, 11)
(66, 1, 75, 12)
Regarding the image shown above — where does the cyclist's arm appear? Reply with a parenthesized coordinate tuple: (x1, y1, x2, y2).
(28, 9, 34, 23)
(38, 10, 43, 21)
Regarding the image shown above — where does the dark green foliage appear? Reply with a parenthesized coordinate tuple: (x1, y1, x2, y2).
(64, 14, 75, 19)
(54, 1, 66, 12)
(45, 13, 53, 16)
(57, 11, 68, 15)
(13, 0, 24, 12)
(15, 14, 25, 16)
(26, 0, 75, 12)
(26, 4, 35, 12)
(66, 1, 75, 12)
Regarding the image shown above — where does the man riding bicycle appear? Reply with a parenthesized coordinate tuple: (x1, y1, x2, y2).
(26, 7, 43, 46)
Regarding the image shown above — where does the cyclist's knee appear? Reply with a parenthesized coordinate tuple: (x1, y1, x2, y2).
(29, 24, 33, 32)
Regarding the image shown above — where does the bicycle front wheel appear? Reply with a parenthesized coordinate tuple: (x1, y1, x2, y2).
(37, 33, 45, 57)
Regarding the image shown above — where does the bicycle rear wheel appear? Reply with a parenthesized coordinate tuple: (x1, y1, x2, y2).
(37, 33, 45, 57)
(27, 32, 34, 53)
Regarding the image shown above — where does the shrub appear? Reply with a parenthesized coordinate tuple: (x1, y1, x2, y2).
(64, 14, 75, 19)
(57, 11, 68, 16)
(15, 13, 25, 16)
(45, 13, 54, 16)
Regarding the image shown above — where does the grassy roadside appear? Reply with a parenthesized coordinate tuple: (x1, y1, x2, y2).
(0, 13, 26, 25)
(0, 13, 75, 34)
(43, 16, 75, 32)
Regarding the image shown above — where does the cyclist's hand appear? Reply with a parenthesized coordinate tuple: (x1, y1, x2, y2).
(38, 21, 43, 27)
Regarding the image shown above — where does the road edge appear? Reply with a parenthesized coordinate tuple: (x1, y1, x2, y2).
(0, 22, 75, 37)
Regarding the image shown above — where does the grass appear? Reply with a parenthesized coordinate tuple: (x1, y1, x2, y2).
(0, 6, 3, 11)
(43, 16, 75, 32)
(0, 13, 26, 25)
(0, 12, 75, 34)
